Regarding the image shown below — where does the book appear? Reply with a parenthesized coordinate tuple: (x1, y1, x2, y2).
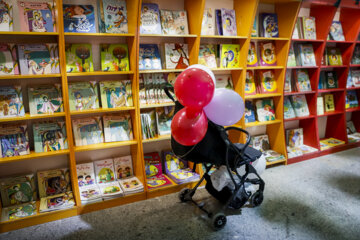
(114, 155, 133, 179)
(146, 175, 172, 190)
(79, 185, 101, 204)
(329, 21, 345, 41)
(327, 47, 343, 66)
(94, 158, 116, 184)
(298, 44, 316, 67)
(259, 70, 277, 93)
(65, 44, 94, 73)
(63, 4, 96, 33)
(118, 176, 144, 195)
(18, 44, 55, 75)
(320, 138, 345, 150)
(290, 95, 309, 117)
(259, 42, 276, 66)
(201, 8, 215, 35)
(324, 94, 335, 112)
(346, 90, 359, 109)
(0, 124, 29, 157)
(103, 114, 133, 142)
(247, 42, 258, 67)
(0, 43, 17, 75)
(251, 16, 257, 37)
(72, 117, 104, 146)
(286, 128, 303, 148)
(284, 69, 292, 92)
(318, 71, 325, 89)
(325, 71, 338, 89)
(295, 69, 312, 92)
(99, 80, 132, 108)
(220, 44, 240, 68)
(160, 10, 175, 35)
(141, 110, 157, 139)
(28, 84, 63, 115)
(215, 9, 222, 35)
(259, 13, 279, 38)
(39, 192, 75, 212)
(215, 75, 234, 89)
(99, 181, 123, 200)
(244, 100, 256, 123)
(252, 135, 271, 152)
(68, 81, 99, 111)
(140, 3, 161, 34)
(139, 44, 162, 70)
(100, 44, 129, 72)
(198, 44, 217, 68)
(262, 150, 285, 162)
(76, 162, 96, 187)
(172, 10, 189, 35)
(144, 152, 172, 189)
(0, 1, 13, 31)
(255, 99, 276, 122)
(164, 43, 189, 69)
(352, 69, 360, 87)
(347, 121, 357, 134)
(98, 0, 128, 34)
(37, 168, 71, 198)
(33, 122, 68, 153)
(284, 96, 296, 119)
(292, 19, 300, 39)
(1, 201, 37, 221)
(221, 8, 237, 36)
(317, 96, 324, 115)
(351, 45, 360, 65)
(18, 1, 55, 32)
(287, 44, 297, 67)
(156, 106, 174, 136)
(0, 86, 25, 118)
(302, 17, 316, 40)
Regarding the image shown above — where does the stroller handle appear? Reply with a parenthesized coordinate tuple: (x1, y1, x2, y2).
(222, 126, 251, 156)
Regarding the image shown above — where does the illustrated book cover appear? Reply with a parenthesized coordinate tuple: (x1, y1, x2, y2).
(0, 174, 36, 207)
(201, 8, 215, 35)
(198, 44, 217, 68)
(295, 69, 312, 92)
(72, 117, 104, 146)
(215, 75, 233, 89)
(0, 1, 13, 31)
(245, 70, 256, 95)
(28, 84, 63, 115)
(302, 17, 316, 40)
(100, 44, 129, 72)
(33, 121, 68, 153)
(156, 106, 174, 136)
(98, 0, 128, 33)
(259, 70, 277, 93)
(94, 158, 115, 184)
(0, 85, 25, 118)
(139, 44, 162, 70)
(114, 155, 133, 179)
(68, 81, 99, 111)
(63, 4, 96, 33)
(76, 162, 96, 187)
(290, 95, 310, 117)
(221, 8, 237, 36)
(259, 42, 276, 66)
(140, 3, 161, 34)
(284, 96, 296, 119)
(103, 114, 133, 142)
(247, 42, 258, 67)
(65, 44, 94, 73)
(1, 201, 37, 222)
(324, 94, 335, 112)
(100, 80, 133, 108)
(220, 44, 240, 68)
(164, 43, 189, 69)
(259, 13, 279, 38)
(18, 1, 55, 32)
(255, 99, 276, 122)
(37, 168, 71, 198)
(329, 21, 345, 41)
(18, 44, 54, 75)
(0, 124, 29, 158)
(244, 100, 256, 123)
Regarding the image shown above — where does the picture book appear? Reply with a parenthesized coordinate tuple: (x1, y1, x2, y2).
(244, 100, 256, 123)
(295, 69, 312, 92)
(251, 134, 271, 152)
(114, 155, 133, 179)
(144, 152, 163, 178)
(324, 94, 335, 112)
(172, 10, 189, 35)
(329, 21, 345, 41)
(346, 90, 359, 109)
(318, 71, 325, 89)
(215, 75, 233, 89)
(156, 106, 174, 136)
(0, 44, 17, 75)
(259, 42, 276, 66)
(352, 69, 360, 87)
(327, 47, 343, 66)
(325, 71, 338, 89)
(299, 44, 316, 67)
(221, 8, 236, 36)
(139, 75, 147, 105)
(245, 70, 256, 95)
(28, 84, 63, 115)
(39, 192, 75, 212)
(98, 0, 128, 34)
(37, 168, 71, 198)
(251, 16, 257, 37)
(317, 96, 324, 115)
(160, 10, 175, 35)
(99, 181, 123, 199)
(94, 159, 115, 184)
(0, 174, 36, 207)
(146, 175, 172, 190)
(198, 44, 217, 68)
(287, 44, 297, 67)
(140, 3, 161, 34)
(1, 201, 37, 222)
(63, 4, 95, 33)
(18, 1, 55, 32)
(0, 124, 29, 158)
(68, 81, 99, 111)
(100, 80, 132, 108)
(259, 13, 279, 38)
(0, 86, 25, 118)
(0, 1, 13, 31)
(286, 128, 303, 148)
(139, 44, 162, 70)
(262, 150, 285, 162)
(65, 44, 94, 73)
(247, 42, 258, 67)
(285, 69, 292, 92)
(259, 70, 277, 93)
(215, 9, 222, 35)
(100, 44, 129, 72)
(292, 19, 300, 39)
(284, 96, 296, 119)
(290, 95, 309, 117)
(255, 99, 276, 122)
(103, 114, 133, 142)
(302, 17, 316, 40)
(33, 122, 68, 153)
(220, 44, 240, 68)
(18, 44, 54, 75)
(351, 45, 360, 65)
(164, 43, 189, 69)
(141, 110, 157, 139)
(118, 176, 144, 195)
(76, 162, 96, 187)
(347, 121, 357, 134)
(347, 71, 353, 88)
(79, 185, 101, 203)
(320, 138, 345, 150)
(143, 74, 155, 104)
(201, 8, 215, 35)
(72, 117, 104, 146)
(46, 43, 60, 74)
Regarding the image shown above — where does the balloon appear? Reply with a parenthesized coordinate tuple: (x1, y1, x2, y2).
(174, 67, 215, 109)
(187, 64, 216, 86)
(171, 107, 208, 146)
(203, 88, 244, 126)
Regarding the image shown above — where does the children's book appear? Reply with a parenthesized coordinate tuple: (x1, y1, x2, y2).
(346, 90, 359, 109)
(0, 86, 25, 118)
(215, 9, 222, 35)
(37, 168, 71, 198)
(118, 176, 144, 195)
(0, 1, 13, 31)
(324, 94, 335, 112)
(259, 42, 276, 66)
(299, 44, 316, 67)
(320, 138, 345, 150)
(284, 96, 296, 119)
(351, 45, 360, 65)
(0, 124, 29, 158)
(251, 16, 257, 37)
(39, 192, 75, 212)
(28, 84, 63, 115)
(141, 110, 157, 139)
(68, 81, 99, 111)
(284, 69, 292, 92)
(221, 8, 236, 36)
(79, 185, 101, 203)
(103, 114, 133, 142)
(325, 71, 338, 89)
(72, 117, 104, 146)
(144, 152, 163, 178)
(220, 44, 240, 68)
(318, 71, 325, 89)
(160, 10, 175, 35)
(302, 17, 316, 40)
(255, 99, 276, 122)
(140, 3, 161, 34)
(1, 201, 37, 221)
(0, 44, 17, 75)
(139, 44, 162, 70)
(18, 1, 55, 32)
(98, 0, 128, 33)
(251, 135, 271, 152)
(287, 44, 297, 67)
(263, 150, 285, 162)
(329, 21, 345, 41)
(295, 69, 312, 92)
(156, 106, 174, 136)
(63, 4, 95, 33)
(0, 174, 36, 207)
(292, 20, 300, 39)
(198, 44, 217, 68)
(173, 10, 189, 35)
(146, 175, 172, 190)
(94, 159, 115, 184)
(245, 70, 256, 96)
(290, 95, 309, 117)
(99, 181, 123, 199)
(247, 42, 258, 67)
(139, 75, 147, 105)
(100, 80, 132, 108)
(317, 96, 324, 115)
(33, 122, 68, 153)
(327, 47, 343, 66)
(114, 155, 133, 179)
(347, 121, 357, 134)
(259, 70, 277, 93)
(65, 44, 94, 73)
(352, 69, 360, 87)
(76, 162, 96, 187)
(18, 44, 54, 75)
(216, 75, 233, 89)
(259, 13, 279, 38)
(201, 8, 215, 35)
(286, 128, 303, 148)
(164, 43, 189, 69)
(244, 100, 256, 123)
(100, 44, 129, 72)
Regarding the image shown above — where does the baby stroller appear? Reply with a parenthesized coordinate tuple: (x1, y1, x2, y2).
(165, 88, 265, 230)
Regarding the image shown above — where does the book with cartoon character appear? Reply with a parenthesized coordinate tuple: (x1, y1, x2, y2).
(259, 13, 279, 38)
(0, 86, 25, 118)
(247, 42, 258, 67)
(216, 75, 233, 89)
(140, 109, 157, 139)
(329, 21, 345, 41)
(160, 10, 175, 34)
(63, 4, 95, 33)
(99, 181, 123, 199)
(0, 124, 29, 158)
(68, 81, 99, 111)
(259, 42, 276, 66)
(18, 1, 55, 32)
(287, 44, 297, 67)
(0, 44, 18, 76)
(173, 10, 189, 35)
(326, 47, 343, 66)
(302, 17, 316, 40)
(164, 43, 189, 69)
(144, 152, 172, 189)
(156, 106, 174, 136)
(351, 45, 360, 65)
(100, 80, 132, 108)
(1, 201, 37, 221)
(76, 162, 96, 187)
(284, 96, 296, 119)
(139, 44, 162, 70)
(220, 44, 240, 68)
(72, 117, 104, 146)
(39, 191, 75, 212)
(251, 135, 271, 152)
(18, 44, 54, 75)
(251, 16, 257, 37)
(295, 69, 312, 91)
(259, 70, 277, 93)
(201, 8, 215, 35)
(98, 0, 128, 33)
(118, 176, 144, 195)
(245, 70, 256, 95)
(325, 71, 338, 89)
(94, 158, 115, 184)
(324, 93, 335, 112)
(299, 44, 316, 67)
(28, 84, 63, 115)
(103, 114, 133, 142)
(37, 168, 71, 198)
(33, 122, 68, 153)
(320, 138, 345, 150)
(79, 184, 101, 204)
(198, 44, 217, 68)
(114, 155, 133, 180)
(285, 69, 292, 92)
(0, 0, 13, 31)
(244, 100, 256, 123)
(140, 3, 161, 34)
(221, 8, 236, 36)
(65, 44, 94, 73)
(100, 44, 129, 72)
(255, 99, 276, 122)
(352, 69, 360, 87)
(290, 95, 309, 117)
(346, 90, 359, 109)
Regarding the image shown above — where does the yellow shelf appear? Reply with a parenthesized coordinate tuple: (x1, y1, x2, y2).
(67, 71, 134, 77)
(246, 66, 284, 70)
(0, 112, 66, 123)
(245, 93, 282, 99)
(266, 159, 287, 166)
(251, 37, 289, 41)
(142, 135, 171, 143)
(0, 74, 61, 79)
(245, 119, 282, 128)
(64, 33, 134, 37)
(74, 140, 138, 152)
(211, 67, 243, 72)
(200, 35, 247, 39)
(140, 34, 197, 38)
(0, 150, 70, 164)
(139, 69, 183, 74)
(0, 31, 59, 36)
(70, 107, 135, 116)
(140, 103, 175, 109)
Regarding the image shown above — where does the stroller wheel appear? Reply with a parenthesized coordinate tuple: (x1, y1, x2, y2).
(179, 188, 191, 202)
(211, 213, 227, 230)
(250, 191, 264, 207)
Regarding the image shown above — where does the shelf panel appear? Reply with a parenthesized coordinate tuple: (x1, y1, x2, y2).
(64, 33, 135, 37)
(320, 65, 348, 69)
(0, 31, 59, 36)
(346, 107, 360, 112)
(284, 115, 316, 122)
(245, 119, 282, 128)
(0, 150, 70, 164)
(287, 150, 320, 165)
(318, 88, 345, 93)
(140, 103, 175, 109)
(211, 67, 243, 72)
(349, 64, 360, 68)
(74, 140, 138, 152)
(139, 69, 183, 74)
(0, 112, 66, 123)
(326, 40, 353, 44)
(266, 159, 286, 166)
(140, 34, 197, 38)
(346, 87, 360, 90)
(200, 35, 247, 39)
(318, 110, 344, 117)
(251, 37, 289, 41)
(284, 91, 316, 96)
(245, 93, 282, 99)
(0, 74, 61, 80)
(142, 135, 171, 143)
(287, 66, 318, 69)
(70, 107, 135, 116)
(247, 66, 284, 70)
(67, 71, 134, 77)
(291, 39, 323, 43)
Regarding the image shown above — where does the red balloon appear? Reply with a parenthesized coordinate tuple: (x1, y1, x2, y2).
(174, 68, 215, 109)
(171, 107, 208, 146)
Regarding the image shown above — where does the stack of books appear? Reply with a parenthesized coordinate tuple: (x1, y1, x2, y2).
(286, 128, 318, 158)
(200, 8, 237, 36)
(250, 135, 285, 162)
(244, 98, 276, 123)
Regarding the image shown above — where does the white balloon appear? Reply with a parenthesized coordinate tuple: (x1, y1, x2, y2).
(186, 64, 216, 87)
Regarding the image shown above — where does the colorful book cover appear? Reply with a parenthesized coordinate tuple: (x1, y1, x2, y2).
(198, 44, 217, 68)
(37, 168, 71, 198)
(39, 192, 75, 212)
(286, 128, 303, 147)
(103, 114, 133, 142)
(144, 152, 163, 178)
(259, 70, 277, 93)
(220, 44, 240, 68)
(302, 17, 316, 40)
(1, 201, 37, 221)
(295, 69, 312, 92)
(0, 174, 36, 207)
(139, 75, 147, 105)
(327, 47, 343, 66)
(0, 124, 29, 158)
(98, 0, 128, 33)
(160, 10, 175, 35)
(114, 155, 133, 179)
(255, 99, 276, 122)
(324, 94, 335, 112)
(146, 175, 172, 190)
(259, 42, 276, 66)
(0, 44, 16, 75)
(329, 21, 345, 41)
(79, 185, 101, 202)
(352, 70, 360, 87)
(172, 10, 189, 35)
(72, 117, 104, 146)
(65, 44, 94, 73)
(346, 121, 357, 134)
(221, 8, 236, 36)
(18, 44, 53, 75)
(164, 43, 189, 69)
(0, 0, 12, 32)
(139, 44, 162, 70)
(156, 106, 174, 136)
(0, 86, 25, 118)
(284, 69, 292, 92)
(63, 4, 96, 33)
(76, 162, 96, 187)
(317, 96, 324, 115)
(346, 90, 359, 109)
(33, 122, 68, 153)
(245, 70, 256, 95)
(251, 16, 257, 37)
(99, 181, 123, 198)
(251, 134, 271, 152)
(284, 96, 296, 119)
(100, 44, 129, 72)
(263, 150, 285, 162)
(325, 71, 338, 89)
(68, 81, 99, 111)
(320, 138, 345, 150)
(244, 100, 256, 123)
(287, 44, 297, 67)
(94, 158, 115, 184)
(318, 71, 325, 89)
(100, 80, 132, 108)
(247, 42, 258, 67)
(18, 1, 55, 32)
(299, 44, 316, 67)
(215, 9, 222, 35)
(118, 176, 143, 194)
(351, 45, 360, 65)
(140, 3, 161, 34)
(290, 95, 309, 117)
(201, 8, 215, 35)
(216, 75, 233, 89)
(47, 43, 60, 74)
(260, 13, 279, 38)
(141, 110, 157, 139)
(28, 84, 63, 115)
(292, 21, 299, 39)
